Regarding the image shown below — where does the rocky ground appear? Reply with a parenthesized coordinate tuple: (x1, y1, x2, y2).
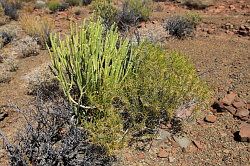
(0, 0, 250, 165)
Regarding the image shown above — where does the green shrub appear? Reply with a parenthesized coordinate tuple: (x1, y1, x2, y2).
(186, 12, 202, 27)
(115, 42, 211, 132)
(92, 0, 118, 27)
(49, 18, 136, 152)
(66, 0, 80, 6)
(49, 19, 211, 152)
(47, 0, 60, 12)
(123, 0, 152, 21)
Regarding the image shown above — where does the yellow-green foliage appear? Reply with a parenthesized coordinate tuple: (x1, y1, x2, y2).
(118, 42, 211, 130)
(92, 0, 117, 26)
(124, 0, 152, 21)
(49, 18, 136, 152)
(47, 0, 60, 12)
(49, 19, 211, 153)
(186, 12, 202, 27)
(49, 18, 135, 111)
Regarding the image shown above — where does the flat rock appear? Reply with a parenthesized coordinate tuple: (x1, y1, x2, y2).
(192, 140, 203, 150)
(225, 106, 237, 114)
(169, 156, 175, 163)
(157, 148, 168, 158)
(156, 129, 172, 140)
(205, 115, 217, 123)
(239, 123, 250, 142)
(233, 100, 246, 109)
(173, 136, 191, 149)
(235, 108, 249, 118)
(221, 92, 237, 105)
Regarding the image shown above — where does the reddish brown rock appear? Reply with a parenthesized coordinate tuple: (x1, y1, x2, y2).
(157, 148, 168, 158)
(233, 100, 246, 109)
(192, 140, 203, 150)
(137, 152, 145, 160)
(239, 123, 250, 142)
(125, 153, 134, 162)
(221, 92, 237, 105)
(229, 5, 236, 10)
(225, 106, 237, 114)
(205, 115, 217, 123)
(235, 108, 249, 118)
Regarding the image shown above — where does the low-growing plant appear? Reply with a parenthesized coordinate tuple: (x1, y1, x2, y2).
(49, 18, 137, 151)
(0, 98, 115, 166)
(92, 0, 118, 28)
(0, 31, 13, 48)
(20, 15, 54, 49)
(122, 0, 152, 21)
(164, 15, 195, 38)
(49, 19, 211, 152)
(47, 0, 60, 12)
(186, 12, 202, 27)
(0, 0, 20, 20)
(182, 0, 214, 10)
(115, 42, 211, 133)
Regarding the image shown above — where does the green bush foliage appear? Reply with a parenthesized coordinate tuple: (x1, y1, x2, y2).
(47, 0, 61, 12)
(92, 0, 118, 27)
(49, 18, 136, 151)
(92, 0, 152, 29)
(186, 12, 202, 27)
(49, 19, 211, 152)
(123, 0, 152, 21)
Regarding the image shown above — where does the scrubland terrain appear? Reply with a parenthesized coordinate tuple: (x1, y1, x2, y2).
(0, 0, 249, 166)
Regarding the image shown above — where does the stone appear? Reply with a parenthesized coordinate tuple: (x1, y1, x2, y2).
(225, 106, 237, 114)
(156, 129, 172, 140)
(169, 156, 175, 163)
(173, 136, 191, 149)
(239, 25, 246, 30)
(137, 152, 145, 160)
(157, 148, 168, 158)
(221, 92, 237, 105)
(35, 0, 46, 8)
(205, 115, 217, 123)
(233, 100, 246, 109)
(239, 123, 250, 142)
(125, 153, 134, 162)
(229, 5, 236, 10)
(192, 140, 203, 150)
(235, 108, 249, 118)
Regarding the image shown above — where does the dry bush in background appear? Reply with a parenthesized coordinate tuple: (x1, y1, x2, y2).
(20, 15, 54, 49)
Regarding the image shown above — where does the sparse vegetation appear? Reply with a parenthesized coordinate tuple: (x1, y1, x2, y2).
(164, 15, 195, 38)
(0, 0, 21, 20)
(92, 0, 118, 27)
(93, 0, 152, 30)
(186, 12, 202, 27)
(47, 0, 61, 12)
(0, 31, 14, 48)
(0, 98, 115, 166)
(182, 0, 214, 10)
(49, 19, 210, 152)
